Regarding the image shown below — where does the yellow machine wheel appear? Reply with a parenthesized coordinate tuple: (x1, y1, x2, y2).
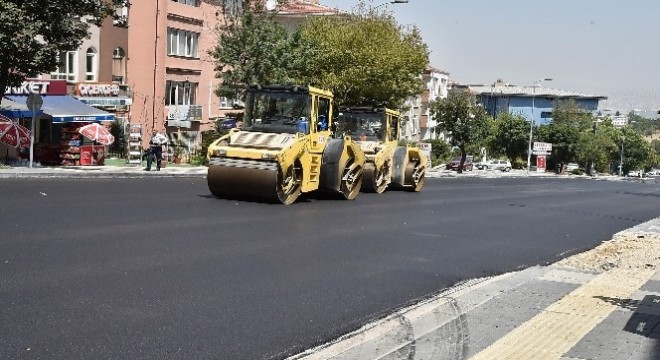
(362, 162, 389, 193)
(276, 162, 303, 205)
(404, 161, 425, 192)
(339, 153, 363, 200)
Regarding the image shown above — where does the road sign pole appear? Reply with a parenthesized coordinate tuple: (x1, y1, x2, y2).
(30, 111, 35, 168)
(26, 93, 43, 169)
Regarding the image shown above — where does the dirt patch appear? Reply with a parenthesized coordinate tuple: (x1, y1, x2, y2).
(555, 232, 660, 273)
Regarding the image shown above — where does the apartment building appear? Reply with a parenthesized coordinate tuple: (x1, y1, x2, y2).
(401, 67, 450, 142)
(127, 0, 243, 151)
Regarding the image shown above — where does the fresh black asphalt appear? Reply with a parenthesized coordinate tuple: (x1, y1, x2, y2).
(1, 177, 658, 360)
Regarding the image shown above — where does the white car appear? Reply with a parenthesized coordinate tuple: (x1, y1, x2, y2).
(565, 163, 580, 172)
(478, 159, 511, 171)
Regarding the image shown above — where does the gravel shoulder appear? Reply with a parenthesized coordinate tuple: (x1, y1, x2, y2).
(555, 226, 660, 273)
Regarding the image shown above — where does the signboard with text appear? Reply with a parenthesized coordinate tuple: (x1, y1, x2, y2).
(74, 83, 121, 97)
(536, 155, 547, 172)
(5, 79, 68, 96)
(533, 142, 553, 152)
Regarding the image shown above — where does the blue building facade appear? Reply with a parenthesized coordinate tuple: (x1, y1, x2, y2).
(456, 81, 607, 125)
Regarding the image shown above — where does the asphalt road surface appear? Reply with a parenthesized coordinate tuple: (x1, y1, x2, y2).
(1, 176, 659, 360)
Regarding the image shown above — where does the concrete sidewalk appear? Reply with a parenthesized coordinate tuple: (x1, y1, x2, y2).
(0, 164, 208, 178)
(288, 218, 660, 360)
(0, 163, 637, 182)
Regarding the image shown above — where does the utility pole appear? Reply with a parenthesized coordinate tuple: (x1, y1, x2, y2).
(526, 78, 552, 174)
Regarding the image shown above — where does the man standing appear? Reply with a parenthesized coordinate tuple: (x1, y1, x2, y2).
(144, 131, 164, 171)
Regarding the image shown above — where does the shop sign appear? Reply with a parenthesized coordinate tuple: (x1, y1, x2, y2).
(5, 79, 68, 96)
(167, 105, 202, 121)
(75, 83, 121, 97)
(536, 155, 547, 172)
(220, 118, 238, 129)
(533, 141, 552, 152)
(167, 120, 192, 128)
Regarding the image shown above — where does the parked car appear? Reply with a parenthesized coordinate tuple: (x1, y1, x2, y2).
(477, 159, 511, 172)
(647, 169, 660, 176)
(627, 170, 643, 177)
(445, 156, 474, 171)
(565, 163, 580, 172)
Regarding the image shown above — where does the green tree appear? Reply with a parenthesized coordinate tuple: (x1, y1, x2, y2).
(651, 139, 660, 157)
(210, 1, 292, 100)
(618, 127, 653, 174)
(430, 91, 491, 173)
(291, 7, 429, 107)
(0, 0, 129, 92)
(629, 112, 660, 137)
(210, 1, 429, 108)
(489, 112, 529, 164)
(544, 100, 594, 172)
(575, 121, 618, 175)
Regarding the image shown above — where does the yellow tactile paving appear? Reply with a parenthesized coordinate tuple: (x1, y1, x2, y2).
(470, 267, 656, 360)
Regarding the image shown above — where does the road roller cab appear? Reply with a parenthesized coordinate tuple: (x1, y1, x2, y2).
(207, 85, 365, 204)
(335, 107, 426, 193)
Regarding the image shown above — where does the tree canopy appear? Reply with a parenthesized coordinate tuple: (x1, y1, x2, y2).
(210, 1, 292, 100)
(488, 112, 529, 164)
(540, 100, 593, 169)
(430, 90, 492, 172)
(0, 0, 129, 92)
(292, 10, 429, 107)
(210, 1, 429, 107)
(535, 101, 656, 175)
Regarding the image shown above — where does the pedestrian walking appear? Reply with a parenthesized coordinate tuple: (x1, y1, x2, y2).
(144, 131, 165, 171)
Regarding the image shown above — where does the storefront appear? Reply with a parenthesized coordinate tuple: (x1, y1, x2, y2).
(73, 82, 132, 122)
(6, 79, 115, 166)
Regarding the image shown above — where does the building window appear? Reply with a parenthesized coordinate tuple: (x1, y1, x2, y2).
(113, 6, 128, 26)
(171, 0, 199, 7)
(112, 47, 126, 84)
(224, 0, 243, 17)
(85, 47, 97, 81)
(219, 96, 243, 109)
(167, 28, 199, 58)
(166, 81, 198, 105)
(51, 51, 77, 81)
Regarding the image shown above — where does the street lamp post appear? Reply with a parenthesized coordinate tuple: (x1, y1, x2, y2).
(619, 113, 638, 176)
(526, 78, 552, 174)
(619, 130, 625, 176)
(374, 0, 409, 10)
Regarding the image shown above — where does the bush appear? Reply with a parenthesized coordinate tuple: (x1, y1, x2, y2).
(421, 139, 451, 167)
(189, 154, 207, 166)
(511, 158, 526, 169)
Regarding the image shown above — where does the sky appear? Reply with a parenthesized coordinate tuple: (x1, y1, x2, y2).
(321, 0, 659, 114)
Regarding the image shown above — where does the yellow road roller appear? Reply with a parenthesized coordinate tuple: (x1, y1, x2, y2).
(335, 107, 426, 193)
(207, 85, 365, 204)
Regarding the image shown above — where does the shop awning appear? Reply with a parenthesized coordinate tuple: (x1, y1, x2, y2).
(7, 95, 115, 123)
(0, 98, 42, 118)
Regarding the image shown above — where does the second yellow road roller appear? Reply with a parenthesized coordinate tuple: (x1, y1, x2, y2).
(207, 85, 365, 204)
(335, 107, 427, 193)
